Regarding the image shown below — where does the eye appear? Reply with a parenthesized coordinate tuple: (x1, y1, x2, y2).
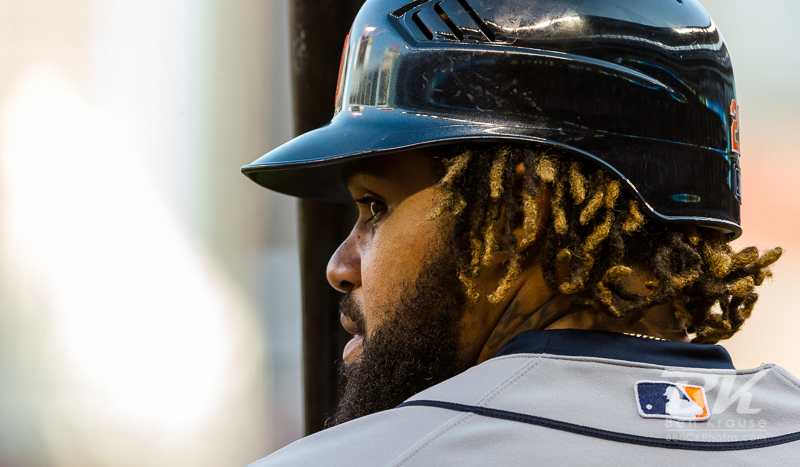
(365, 199, 386, 223)
(368, 201, 381, 217)
(354, 196, 386, 224)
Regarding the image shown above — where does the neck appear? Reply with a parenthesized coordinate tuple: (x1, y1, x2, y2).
(475, 293, 566, 363)
(544, 303, 690, 342)
(473, 263, 689, 364)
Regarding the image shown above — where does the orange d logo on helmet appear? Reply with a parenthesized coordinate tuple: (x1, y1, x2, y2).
(730, 99, 740, 154)
(335, 32, 351, 112)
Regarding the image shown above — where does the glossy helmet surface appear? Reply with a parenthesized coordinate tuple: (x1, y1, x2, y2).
(243, 0, 742, 236)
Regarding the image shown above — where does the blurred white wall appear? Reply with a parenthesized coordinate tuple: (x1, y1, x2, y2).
(0, 1, 797, 466)
(0, 0, 301, 465)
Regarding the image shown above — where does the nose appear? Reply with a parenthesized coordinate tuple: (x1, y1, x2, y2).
(326, 232, 361, 293)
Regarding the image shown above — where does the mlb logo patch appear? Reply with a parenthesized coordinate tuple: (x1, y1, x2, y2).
(634, 381, 709, 422)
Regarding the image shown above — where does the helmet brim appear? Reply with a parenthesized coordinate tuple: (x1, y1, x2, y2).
(243, 107, 742, 237)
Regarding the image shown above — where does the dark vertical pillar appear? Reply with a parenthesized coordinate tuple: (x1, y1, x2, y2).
(289, 0, 364, 436)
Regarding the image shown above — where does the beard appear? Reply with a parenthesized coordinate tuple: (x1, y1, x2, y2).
(329, 243, 469, 427)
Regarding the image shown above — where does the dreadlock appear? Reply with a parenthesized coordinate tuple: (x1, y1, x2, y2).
(429, 145, 782, 344)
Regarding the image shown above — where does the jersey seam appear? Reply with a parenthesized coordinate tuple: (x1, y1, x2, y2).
(479, 355, 543, 406)
(389, 411, 475, 467)
(394, 357, 544, 464)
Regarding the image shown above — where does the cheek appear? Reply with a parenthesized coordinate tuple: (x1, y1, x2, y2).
(359, 208, 439, 332)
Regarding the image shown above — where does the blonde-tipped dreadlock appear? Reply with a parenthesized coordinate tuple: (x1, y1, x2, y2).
(430, 145, 782, 344)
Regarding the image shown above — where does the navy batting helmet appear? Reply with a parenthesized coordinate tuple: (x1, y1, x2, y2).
(243, 0, 742, 236)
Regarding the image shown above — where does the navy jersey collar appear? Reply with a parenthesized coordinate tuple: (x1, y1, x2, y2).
(493, 329, 735, 370)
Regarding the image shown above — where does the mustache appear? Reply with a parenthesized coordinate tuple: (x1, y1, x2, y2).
(339, 293, 366, 334)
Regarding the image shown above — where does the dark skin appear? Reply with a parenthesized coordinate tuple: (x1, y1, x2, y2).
(328, 150, 689, 371)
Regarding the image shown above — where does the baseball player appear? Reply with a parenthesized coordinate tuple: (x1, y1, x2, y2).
(242, 0, 799, 464)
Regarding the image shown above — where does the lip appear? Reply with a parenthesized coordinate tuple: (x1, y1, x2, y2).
(340, 313, 364, 363)
(342, 334, 363, 363)
(340, 313, 361, 335)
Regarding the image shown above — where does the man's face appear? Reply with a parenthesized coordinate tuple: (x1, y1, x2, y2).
(327, 151, 446, 361)
(325, 151, 471, 424)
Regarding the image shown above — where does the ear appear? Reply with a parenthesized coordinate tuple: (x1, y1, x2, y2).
(512, 162, 551, 253)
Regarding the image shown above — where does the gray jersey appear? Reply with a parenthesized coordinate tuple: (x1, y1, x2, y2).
(248, 330, 800, 466)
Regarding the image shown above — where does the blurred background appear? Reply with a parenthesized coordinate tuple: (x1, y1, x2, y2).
(0, 0, 796, 465)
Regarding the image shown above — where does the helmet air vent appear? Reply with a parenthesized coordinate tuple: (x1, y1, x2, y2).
(392, 0, 495, 43)
(433, 2, 464, 41)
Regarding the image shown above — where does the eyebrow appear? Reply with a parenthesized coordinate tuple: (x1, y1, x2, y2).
(341, 159, 390, 185)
